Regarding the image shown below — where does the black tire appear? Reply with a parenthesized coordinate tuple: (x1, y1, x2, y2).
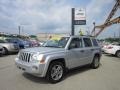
(116, 51, 120, 58)
(46, 61, 65, 84)
(91, 55, 100, 69)
(3, 47, 8, 55)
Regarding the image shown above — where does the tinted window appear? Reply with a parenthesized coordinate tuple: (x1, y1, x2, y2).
(83, 38, 92, 47)
(69, 38, 83, 49)
(92, 39, 98, 46)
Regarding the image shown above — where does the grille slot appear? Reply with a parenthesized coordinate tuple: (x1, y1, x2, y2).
(19, 52, 32, 62)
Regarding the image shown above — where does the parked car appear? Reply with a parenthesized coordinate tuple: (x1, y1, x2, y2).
(104, 43, 120, 58)
(15, 36, 102, 83)
(29, 39, 40, 47)
(0, 39, 19, 54)
(5, 38, 30, 49)
(0, 45, 4, 56)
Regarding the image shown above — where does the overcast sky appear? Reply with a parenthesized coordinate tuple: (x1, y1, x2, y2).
(0, 0, 119, 38)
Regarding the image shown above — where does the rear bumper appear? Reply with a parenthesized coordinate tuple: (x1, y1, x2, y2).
(15, 58, 46, 77)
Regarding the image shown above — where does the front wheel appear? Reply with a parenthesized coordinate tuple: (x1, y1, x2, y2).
(3, 47, 8, 55)
(116, 51, 120, 58)
(46, 61, 65, 83)
(91, 55, 100, 69)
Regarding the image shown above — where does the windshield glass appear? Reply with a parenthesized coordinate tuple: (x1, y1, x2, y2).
(43, 37, 69, 48)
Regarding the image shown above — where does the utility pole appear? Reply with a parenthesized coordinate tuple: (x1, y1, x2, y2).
(71, 8, 75, 36)
(93, 22, 96, 37)
(18, 26, 21, 35)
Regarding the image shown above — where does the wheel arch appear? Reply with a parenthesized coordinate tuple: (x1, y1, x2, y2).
(115, 50, 120, 57)
(48, 58, 66, 68)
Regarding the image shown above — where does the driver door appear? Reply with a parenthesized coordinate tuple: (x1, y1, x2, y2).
(67, 38, 85, 68)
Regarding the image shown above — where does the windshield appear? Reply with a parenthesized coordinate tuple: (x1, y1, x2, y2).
(43, 37, 69, 48)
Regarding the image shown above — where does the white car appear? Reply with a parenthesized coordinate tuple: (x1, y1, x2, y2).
(104, 43, 120, 58)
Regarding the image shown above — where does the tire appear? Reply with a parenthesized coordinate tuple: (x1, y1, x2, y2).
(46, 61, 65, 83)
(116, 51, 120, 58)
(91, 55, 100, 69)
(3, 47, 8, 55)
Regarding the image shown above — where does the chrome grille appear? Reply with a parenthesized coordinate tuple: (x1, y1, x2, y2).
(19, 52, 32, 62)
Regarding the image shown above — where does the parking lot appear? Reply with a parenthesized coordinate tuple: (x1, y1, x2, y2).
(0, 54, 120, 90)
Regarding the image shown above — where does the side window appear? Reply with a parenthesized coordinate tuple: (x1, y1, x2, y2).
(83, 38, 92, 47)
(92, 39, 98, 46)
(69, 38, 82, 49)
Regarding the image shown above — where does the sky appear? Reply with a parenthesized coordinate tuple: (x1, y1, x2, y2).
(0, 0, 119, 38)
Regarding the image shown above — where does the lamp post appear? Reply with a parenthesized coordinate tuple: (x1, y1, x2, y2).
(93, 22, 96, 37)
(18, 26, 21, 35)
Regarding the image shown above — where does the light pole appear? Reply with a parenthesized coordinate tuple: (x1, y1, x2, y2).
(93, 22, 96, 37)
(18, 26, 21, 35)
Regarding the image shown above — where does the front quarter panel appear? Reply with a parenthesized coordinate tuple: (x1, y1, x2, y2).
(42, 51, 68, 77)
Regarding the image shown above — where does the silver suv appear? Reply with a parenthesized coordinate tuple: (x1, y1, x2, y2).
(15, 36, 102, 83)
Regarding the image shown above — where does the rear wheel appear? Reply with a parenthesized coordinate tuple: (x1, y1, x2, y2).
(46, 61, 65, 83)
(116, 51, 120, 58)
(91, 55, 100, 69)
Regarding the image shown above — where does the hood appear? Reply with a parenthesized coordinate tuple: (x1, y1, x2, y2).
(21, 47, 65, 54)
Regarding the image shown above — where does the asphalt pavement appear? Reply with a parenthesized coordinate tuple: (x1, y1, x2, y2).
(0, 54, 120, 90)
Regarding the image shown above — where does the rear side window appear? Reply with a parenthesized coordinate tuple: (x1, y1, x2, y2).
(92, 39, 98, 46)
(83, 38, 92, 47)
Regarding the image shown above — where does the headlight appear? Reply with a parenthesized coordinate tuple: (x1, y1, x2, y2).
(32, 53, 45, 63)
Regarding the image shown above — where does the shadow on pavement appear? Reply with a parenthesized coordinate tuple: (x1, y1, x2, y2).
(104, 54, 116, 57)
(22, 72, 49, 84)
(63, 65, 91, 80)
(0, 52, 18, 57)
(22, 64, 102, 84)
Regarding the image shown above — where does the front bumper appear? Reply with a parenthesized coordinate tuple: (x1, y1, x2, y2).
(15, 58, 46, 77)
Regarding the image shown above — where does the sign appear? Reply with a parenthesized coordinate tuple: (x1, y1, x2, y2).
(71, 8, 86, 35)
(75, 8, 86, 20)
(74, 8, 86, 25)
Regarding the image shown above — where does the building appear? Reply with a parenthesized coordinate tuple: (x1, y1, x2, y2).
(37, 33, 70, 41)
